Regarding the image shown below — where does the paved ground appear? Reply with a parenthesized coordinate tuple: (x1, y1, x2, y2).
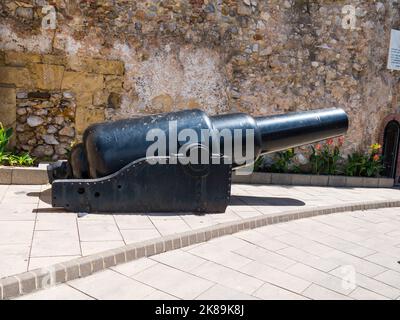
(18, 208, 400, 300)
(1, 183, 400, 280)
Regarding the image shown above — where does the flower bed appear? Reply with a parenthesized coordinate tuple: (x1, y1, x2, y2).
(255, 137, 387, 179)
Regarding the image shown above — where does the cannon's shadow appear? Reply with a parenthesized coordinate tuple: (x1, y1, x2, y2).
(27, 188, 305, 215)
(27, 189, 70, 213)
(230, 195, 305, 207)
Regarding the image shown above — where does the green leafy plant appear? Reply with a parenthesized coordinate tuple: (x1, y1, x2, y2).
(0, 122, 13, 154)
(344, 152, 364, 176)
(270, 148, 298, 173)
(7, 153, 35, 167)
(0, 122, 35, 167)
(310, 137, 343, 175)
(344, 143, 383, 177)
(253, 156, 264, 172)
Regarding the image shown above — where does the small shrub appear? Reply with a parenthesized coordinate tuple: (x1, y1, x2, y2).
(309, 137, 344, 175)
(344, 143, 383, 178)
(8, 153, 35, 167)
(0, 122, 13, 154)
(0, 122, 35, 167)
(269, 148, 299, 173)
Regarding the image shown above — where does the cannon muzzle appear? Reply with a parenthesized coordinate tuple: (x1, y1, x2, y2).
(256, 108, 348, 154)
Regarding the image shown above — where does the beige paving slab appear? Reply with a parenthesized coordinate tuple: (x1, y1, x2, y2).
(30, 230, 81, 257)
(150, 218, 191, 235)
(330, 267, 400, 300)
(363, 252, 400, 273)
(239, 261, 310, 294)
(321, 250, 387, 278)
(16, 284, 93, 300)
(78, 220, 123, 242)
(349, 287, 389, 300)
(286, 263, 354, 295)
(0, 244, 30, 278)
(252, 282, 308, 300)
(69, 269, 156, 300)
(207, 235, 250, 251)
(196, 284, 259, 300)
(181, 214, 217, 229)
(80, 241, 126, 256)
(150, 249, 207, 272)
(188, 243, 253, 269)
(234, 244, 296, 271)
(111, 257, 158, 277)
(301, 284, 353, 300)
(132, 263, 215, 299)
(114, 215, 155, 230)
(276, 246, 339, 272)
(0, 203, 37, 221)
(374, 270, 400, 289)
(0, 221, 35, 244)
(120, 228, 161, 244)
(35, 216, 77, 231)
(190, 261, 263, 295)
(234, 229, 289, 251)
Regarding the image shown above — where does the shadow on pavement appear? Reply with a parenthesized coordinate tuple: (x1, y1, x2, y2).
(230, 195, 305, 206)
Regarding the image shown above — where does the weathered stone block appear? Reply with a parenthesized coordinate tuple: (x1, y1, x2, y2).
(75, 107, 105, 134)
(0, 66, 32, 88)
(378, 178, 394, 188)
(29, 64, 65, 90)
(104, 75, 123, 93)
(0, 86, 16, 146)
(76, 92, 93, 108)
(148, 94, 173, 113)
(93, 90, 109, 106)
(345, 176, 364, 187)
(0, 51, 5, 65)
(251, 172, 272, 184)
(310, 175, 329, 186)
(292, 174, 312, 186)
(61, 71, 104, 92)
(271, 173, 292, 185)
(66, 56, 90, 72)
(328, 175, 346, 187)
(5, 51, 41, 66)
(87, 59, 124, 75)
(0, 167, 12, 184)
(176, 98, 200, 109)
(42, 54, 66, 66)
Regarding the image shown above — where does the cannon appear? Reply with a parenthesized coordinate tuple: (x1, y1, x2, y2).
(48, 108, 348, 213)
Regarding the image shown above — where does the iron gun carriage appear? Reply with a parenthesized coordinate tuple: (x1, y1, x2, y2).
(48, 108, 348, 213)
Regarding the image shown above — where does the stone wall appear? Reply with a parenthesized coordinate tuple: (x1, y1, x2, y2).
(0, 50, 124, 158)
(16, 91, 76, 159)
(1, 0, 400, 159)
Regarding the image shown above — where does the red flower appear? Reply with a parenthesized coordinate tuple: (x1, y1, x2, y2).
(315, 144, 321, 151)
(373, 154, 380, 162)
(327, 138, 334, 146)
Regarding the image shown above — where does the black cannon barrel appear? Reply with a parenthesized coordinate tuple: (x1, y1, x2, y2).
(66, 108, 348, 179)
(255, 108, 348, 154)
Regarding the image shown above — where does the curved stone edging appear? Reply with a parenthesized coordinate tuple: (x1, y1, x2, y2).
(232, 172, 395, 188)
(2, 198, 400, 300)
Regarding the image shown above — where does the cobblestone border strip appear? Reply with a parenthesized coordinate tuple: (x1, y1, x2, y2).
(232, 172, 395, 188)
(2, 199, 400, 300)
